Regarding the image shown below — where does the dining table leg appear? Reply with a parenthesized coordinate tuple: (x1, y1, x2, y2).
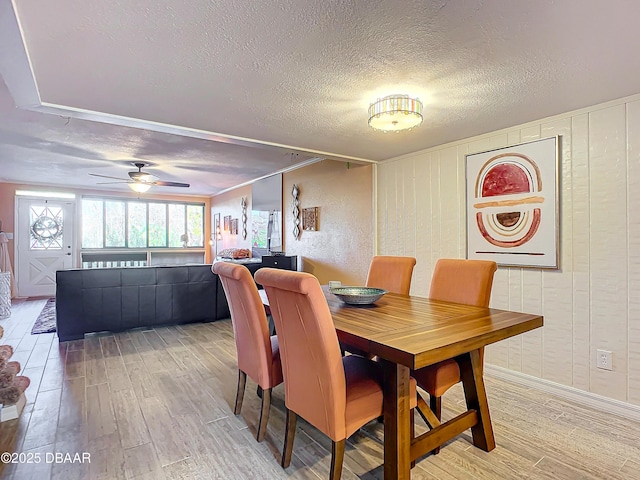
(381, 359, 412, 480)
(457, 349, 496, 452)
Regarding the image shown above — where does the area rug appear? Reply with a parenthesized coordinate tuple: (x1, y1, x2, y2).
(31, 298, 56, 335)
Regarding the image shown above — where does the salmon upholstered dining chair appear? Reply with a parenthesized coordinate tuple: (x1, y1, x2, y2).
(212, 262, 283, 442)
(351, 255, 417, 359)
(365, 255, 417, 295)
(412, 258, 497, 453)
(256, 268, 414, 480)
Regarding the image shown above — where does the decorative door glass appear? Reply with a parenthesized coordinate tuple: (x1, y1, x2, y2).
(29, 205, 64, 250)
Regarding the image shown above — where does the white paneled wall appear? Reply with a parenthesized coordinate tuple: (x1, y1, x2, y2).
(377, 94, 640, 406)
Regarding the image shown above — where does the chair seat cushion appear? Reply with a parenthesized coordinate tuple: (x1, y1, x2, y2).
(343, 355, 418, 438)
(343, 355, 384, 438)
(412, 359, 460, 397)
(412, 359, 461, 397)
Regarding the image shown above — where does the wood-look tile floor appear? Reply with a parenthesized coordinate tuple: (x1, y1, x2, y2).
(1, 298, 639, 479)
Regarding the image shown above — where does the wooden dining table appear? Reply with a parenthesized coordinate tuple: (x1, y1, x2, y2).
(260, 287, 543, 479)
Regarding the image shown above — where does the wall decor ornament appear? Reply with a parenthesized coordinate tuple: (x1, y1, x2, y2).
(302, 207, 318, 231)
(292, 184, 300, 239)
(465, 136, 559, 268)
(241, 197, 247, 240)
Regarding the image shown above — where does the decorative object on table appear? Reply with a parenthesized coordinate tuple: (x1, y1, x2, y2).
(224, 215, 231, 232)
(0, 326, 30, 421)
(241, 197, 248, 240)
(31, 297, 57, 335)
(230, 218, 238, 235)
(302, 207, 318, 231)
(291, 184, 300, 240)
(368, 94, 423, 133)
(329, 286, 387, 305)
(465, 136, 559, 269)
(218, 248, 251, 259)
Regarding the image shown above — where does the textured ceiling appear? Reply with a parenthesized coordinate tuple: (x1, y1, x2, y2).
(1, 0, 640, 195)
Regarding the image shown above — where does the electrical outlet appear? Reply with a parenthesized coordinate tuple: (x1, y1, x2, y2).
(596, 349, 613, 371)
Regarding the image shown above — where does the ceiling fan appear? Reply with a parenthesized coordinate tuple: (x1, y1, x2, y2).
(89, 162, 190, 192)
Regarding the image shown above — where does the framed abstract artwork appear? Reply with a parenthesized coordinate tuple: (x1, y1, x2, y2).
(302, 207, 318, 231)
(223, 215, 231, 232)
(465, 136, 559, 269)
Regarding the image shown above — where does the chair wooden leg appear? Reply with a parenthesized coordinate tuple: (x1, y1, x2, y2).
(430, 395, 442, 420)
(410, 408, 416, 468)
(281, 408, 297, 468)
(430, 395, 442, 454)
(330, 439, 346, 480)
(234, 370, 247, 415)
(256, 387, 271, 442)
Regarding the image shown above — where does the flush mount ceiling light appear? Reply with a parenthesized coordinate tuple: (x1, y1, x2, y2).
(128, 182, 152, 193)
(368, 94, 423, 133)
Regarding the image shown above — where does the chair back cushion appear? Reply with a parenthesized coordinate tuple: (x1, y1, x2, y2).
(255, 268, 347, 440)
(428, 259, 497, 307)
(213, 262, 280, 388)
(365, 255, 416, 295)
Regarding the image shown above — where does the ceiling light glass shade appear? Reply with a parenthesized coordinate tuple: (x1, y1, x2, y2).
(368, 94, 423, 133)
(128, 182, 152, 193)
(137, 173, 156, 183)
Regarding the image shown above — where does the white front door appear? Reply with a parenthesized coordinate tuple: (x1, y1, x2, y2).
(16, 197, 76, 297)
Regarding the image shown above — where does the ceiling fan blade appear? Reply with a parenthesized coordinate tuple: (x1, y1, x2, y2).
(153, 180, 190, 188)
(89, 173, 129, 181)
(95, 181, 131, 184)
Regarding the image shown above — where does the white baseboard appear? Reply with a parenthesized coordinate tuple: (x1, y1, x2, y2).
(485, 364, 640, 422)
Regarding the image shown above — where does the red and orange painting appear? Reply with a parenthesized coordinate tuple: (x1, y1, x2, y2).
(466, 137, 559, 268)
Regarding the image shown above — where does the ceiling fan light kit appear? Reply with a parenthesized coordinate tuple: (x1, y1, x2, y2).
(368, 94, 423, 133)
(128, 182, 152, 193)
